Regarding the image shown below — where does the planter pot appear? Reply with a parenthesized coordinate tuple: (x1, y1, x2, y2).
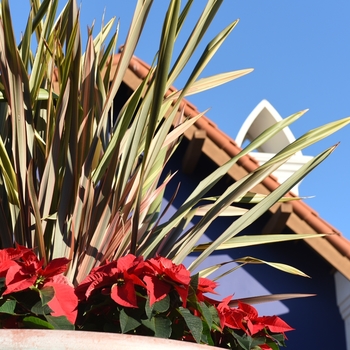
(0, 330, 221, 350)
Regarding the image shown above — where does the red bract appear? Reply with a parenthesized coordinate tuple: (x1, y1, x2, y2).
(237, 301, 294, 336)
(75, 266, 113, 301)
(44, 275, 78, 324)
(259, 345, 273, 350)
(111, 255, 145, 307)
(3, 250, 70, 295)
(142, 274, 170, 306)
(0, 257, 18, 278)
(75, 254, 145, 308)
(0, 245, 33, 277)
(39, 258, 71, 279)
(217, 298, 293, 337)
(144, 256, 191, 306)
(3, 266, 37, 295)
(251, 315, 294, 335)
(198, 277, 218, 294)
(217, 296, 246, 331)
(196, 277, 218, 301)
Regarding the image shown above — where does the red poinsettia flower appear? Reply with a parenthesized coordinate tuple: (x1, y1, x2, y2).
(75, 254, 145, 308)
(3, 249, 70, 295)
(217, 296, 246, 331)
(143, 256, 191, 306)
(217, 298, 293, 337)
(196, 277, 218, 301)
(0, 245, 77, 324)
(237, 301, 294, 336)
(250, 314, 294, 336)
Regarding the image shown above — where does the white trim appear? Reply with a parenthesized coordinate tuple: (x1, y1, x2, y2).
(236, 100, 313, 195)
(335, 271, 350, 350)
(251, 152, 313, 195)
(236, 99, 300, 155)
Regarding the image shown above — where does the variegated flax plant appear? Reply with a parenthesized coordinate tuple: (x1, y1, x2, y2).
(0, 0, 349, 291)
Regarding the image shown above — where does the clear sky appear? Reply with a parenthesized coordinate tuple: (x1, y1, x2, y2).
(12, 1, 350, 238)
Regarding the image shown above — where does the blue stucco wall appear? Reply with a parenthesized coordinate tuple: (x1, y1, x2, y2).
(161, 142, 346, 349)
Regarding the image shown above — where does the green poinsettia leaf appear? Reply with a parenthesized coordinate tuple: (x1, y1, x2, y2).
(153, 296, 170, 313)
(31, 300, 53, 315)
(200, 320, 214, 346)
(154, 316, 172, 338)
(119, 308, 141, 333)
(141, 314, 172, 338)
(261, 341, 279, 350)
(168, 309, 186, 340)
(208, 303, 221, 328)
(179, 307, 203, 343)
(38, 286, 55, 306)
(0, 299, 17, 315)
(231, 331, 252, 350)
(141, 318, 155, 332)
(145, 295, 170, 319)
(45, 315, 75, 330)
(145, 300, 152, 320)
(22, 316, 54, 329)
(198, 301, 212, 329)
(232, 332, 270, 350)
(267, 332, 286, 347)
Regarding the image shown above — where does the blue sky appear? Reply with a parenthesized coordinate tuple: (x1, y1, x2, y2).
(13, 1, 349, 238)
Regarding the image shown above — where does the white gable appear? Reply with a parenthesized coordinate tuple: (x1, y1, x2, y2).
(236, 100, 313, 195)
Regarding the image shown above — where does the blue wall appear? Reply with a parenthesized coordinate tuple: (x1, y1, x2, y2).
(161, 141, 346, 349)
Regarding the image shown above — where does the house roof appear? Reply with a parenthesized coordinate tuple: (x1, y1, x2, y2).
(111, 54, 350, 279)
